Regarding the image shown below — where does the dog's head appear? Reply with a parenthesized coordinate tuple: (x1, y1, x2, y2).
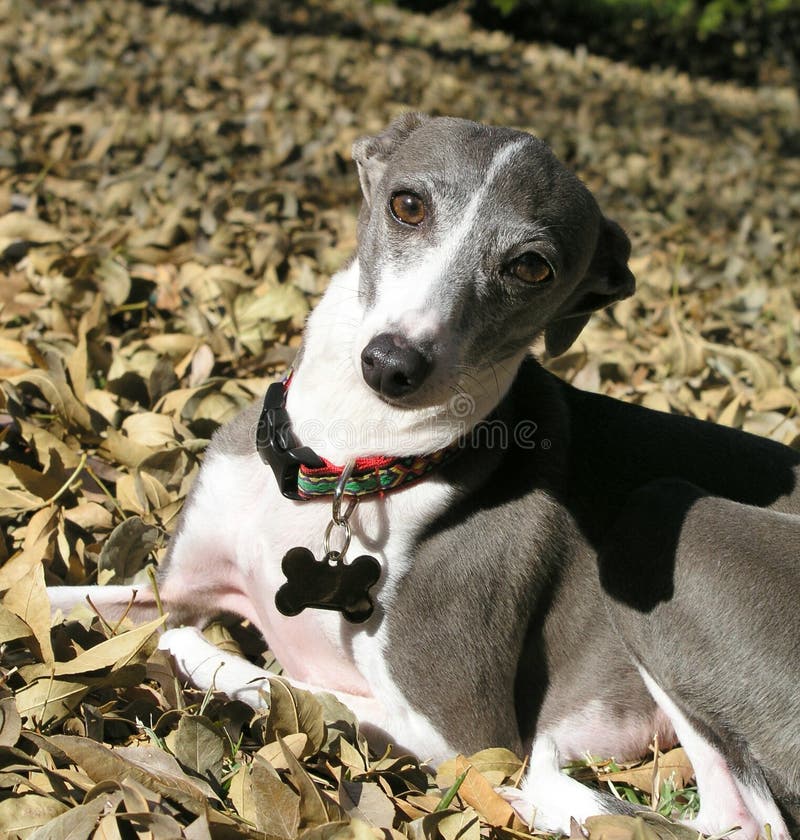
(349, 113, 634, 411)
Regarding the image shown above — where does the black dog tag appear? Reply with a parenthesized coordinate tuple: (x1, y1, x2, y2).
(275, 546, 381, 623)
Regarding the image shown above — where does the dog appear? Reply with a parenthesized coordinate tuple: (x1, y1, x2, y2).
(48, 114, 800, 838)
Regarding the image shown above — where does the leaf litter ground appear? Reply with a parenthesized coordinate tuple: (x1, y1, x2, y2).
(0, 0, 799, 837)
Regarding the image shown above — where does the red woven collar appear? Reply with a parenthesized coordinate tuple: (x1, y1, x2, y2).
(256, 375, 461, 500)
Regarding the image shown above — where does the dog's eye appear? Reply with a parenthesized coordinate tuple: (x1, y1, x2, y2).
(390, 192, 426, 226)
(509, 253, 552, 284)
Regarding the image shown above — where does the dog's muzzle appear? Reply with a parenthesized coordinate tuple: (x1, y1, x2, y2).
(360, 332, 432, 399)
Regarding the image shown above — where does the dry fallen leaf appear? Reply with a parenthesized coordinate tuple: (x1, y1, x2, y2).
(453, 754, 516, 827)
(603, 748, 694, 796)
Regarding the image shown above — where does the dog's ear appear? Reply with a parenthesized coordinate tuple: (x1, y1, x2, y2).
(352, 112, 429, 206)
(544, 218, 635, 357)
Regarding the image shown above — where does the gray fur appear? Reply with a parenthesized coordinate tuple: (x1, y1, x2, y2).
(386, 358, 800, 825)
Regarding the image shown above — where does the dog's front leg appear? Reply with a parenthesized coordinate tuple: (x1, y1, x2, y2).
(158, 626, 383, 718)
(157, 627, 419, 756)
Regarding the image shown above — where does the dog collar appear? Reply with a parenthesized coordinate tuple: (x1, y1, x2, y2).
(256, 376, 461, 500)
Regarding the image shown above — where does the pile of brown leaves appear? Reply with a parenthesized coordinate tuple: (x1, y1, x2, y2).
(1, 0, 798, 836)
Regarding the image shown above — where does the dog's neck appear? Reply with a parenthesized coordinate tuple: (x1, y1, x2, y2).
(286, 262, 525, 465)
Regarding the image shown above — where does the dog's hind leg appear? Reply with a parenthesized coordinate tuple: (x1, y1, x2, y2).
(637, 667, 785, 840)
(600, 478, 800, 840)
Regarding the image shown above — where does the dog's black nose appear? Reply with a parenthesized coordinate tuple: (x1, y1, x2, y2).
(361, 333, 432, 399)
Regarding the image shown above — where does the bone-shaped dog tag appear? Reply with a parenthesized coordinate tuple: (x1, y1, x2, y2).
(275, 546, 381, 623)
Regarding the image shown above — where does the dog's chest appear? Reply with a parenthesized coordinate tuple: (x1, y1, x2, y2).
(183, 450, 455, 693)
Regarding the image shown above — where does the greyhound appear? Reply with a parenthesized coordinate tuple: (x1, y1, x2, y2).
(48, 114, 800, 838)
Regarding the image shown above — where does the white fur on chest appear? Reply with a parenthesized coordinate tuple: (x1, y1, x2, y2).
(162, 257, 489, 761)
(169, 445, 455, 696)
(285, 263, 518, 464)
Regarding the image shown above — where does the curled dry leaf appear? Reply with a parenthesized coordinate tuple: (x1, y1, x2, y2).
(26, 792, 119, 840)
(14, 680, 90, 728)
(98, 516, 160, 584)
(0, 794, 69, 837)
(0, 212, 68, 252)
(279, 734, 343, 828)
(585, 813, 701, 840)
(338, 778, 396, 828)
(4, 562, 55, 663)
(0, 603, 33, 645)
(265, 677, 327, 756)
(21, 614, 165, 680)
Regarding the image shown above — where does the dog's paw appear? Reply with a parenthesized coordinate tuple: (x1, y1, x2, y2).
(502, 734, 646, 835)
(157, 625, 274, 709)
(499, 787, 589, 836)
(496, 785, 535, 828)
(157, 625, 203, 656)
(496, 784, 585, 836)
(497, 733, 584, 834)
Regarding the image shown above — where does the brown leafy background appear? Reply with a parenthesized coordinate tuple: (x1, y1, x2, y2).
(0, 0, 799, 837)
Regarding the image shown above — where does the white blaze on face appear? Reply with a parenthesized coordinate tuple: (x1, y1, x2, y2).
(287, 139, 535, 463)
(359, 138, 528, 346)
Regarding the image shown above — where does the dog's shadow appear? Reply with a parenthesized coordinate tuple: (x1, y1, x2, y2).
(595, 477, 699, 613)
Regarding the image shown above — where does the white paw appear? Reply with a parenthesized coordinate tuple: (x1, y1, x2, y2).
(497, 783, 585, 835)
(497, 785, 536, 828)
(157, 625, 273, 708)
(157, 625, 203, 654)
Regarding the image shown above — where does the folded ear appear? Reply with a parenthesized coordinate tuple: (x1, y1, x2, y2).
(544, 218, 636, 357)
(352, 112, 429, 207)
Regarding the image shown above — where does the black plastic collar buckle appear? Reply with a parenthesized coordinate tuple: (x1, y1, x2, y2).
(256, 381, 325, 500)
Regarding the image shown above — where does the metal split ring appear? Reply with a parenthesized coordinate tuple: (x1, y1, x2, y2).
(323, 517, 352, 559)
(325, 459, 358, 558)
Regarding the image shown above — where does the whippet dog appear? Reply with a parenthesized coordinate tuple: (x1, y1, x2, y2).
(49, 114, 800, 838)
